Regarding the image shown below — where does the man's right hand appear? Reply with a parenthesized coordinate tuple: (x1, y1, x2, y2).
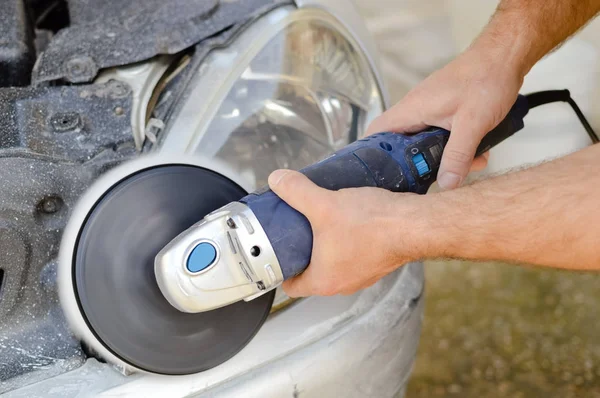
(367, 44, 525, 190)
(367, 0, 600, 190)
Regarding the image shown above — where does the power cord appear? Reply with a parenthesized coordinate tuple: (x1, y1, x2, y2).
(525, 89, 599, 144)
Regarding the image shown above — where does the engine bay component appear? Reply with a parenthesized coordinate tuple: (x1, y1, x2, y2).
(32, 0, 292, 84)
(0, 81, 136, 392)
(95, 55, 176, 149)
(0, 0, 35, 87)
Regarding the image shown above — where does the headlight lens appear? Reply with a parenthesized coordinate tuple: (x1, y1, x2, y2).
(159, 6, 384, 309)
(200, 18, 382, 186)
(160, 6, 383, 187)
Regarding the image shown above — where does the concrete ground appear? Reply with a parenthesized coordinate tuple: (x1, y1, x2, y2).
(354, 1, 600, 397)
(408, 261, 600, 397)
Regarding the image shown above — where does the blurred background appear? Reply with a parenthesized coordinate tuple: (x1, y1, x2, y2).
(353, 1, 600, 397)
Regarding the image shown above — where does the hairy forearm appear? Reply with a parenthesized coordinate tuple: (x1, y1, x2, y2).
(421, 144, 600, 269)
(471, 0, 600, 77)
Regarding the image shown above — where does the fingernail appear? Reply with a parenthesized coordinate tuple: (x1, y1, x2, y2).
(268, 169, 289, 187)
(437, 172, 462, 190)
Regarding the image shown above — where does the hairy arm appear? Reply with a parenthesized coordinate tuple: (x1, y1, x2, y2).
(422, 143, 600, 270)
(268, 144, 600, 297)
(478, 0, 600, 76)
(367, 0, 600, 190)
(394, 0, 600, 267)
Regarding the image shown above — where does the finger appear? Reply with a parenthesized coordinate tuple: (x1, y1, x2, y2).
(268, 169, 331, 218)
(282, 272, 312, 298)
(283, 264, 338, 297)
(438, 110, 490, 190)
(365, 97, 428, 136)
(470, 153, 489, 172)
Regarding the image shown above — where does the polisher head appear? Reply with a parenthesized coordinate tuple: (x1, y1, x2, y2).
(58, 155, 275, 375)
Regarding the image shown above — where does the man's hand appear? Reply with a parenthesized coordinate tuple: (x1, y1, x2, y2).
(367, 0, 600, 190)
(268, 144, 600, 298)
(367, 46, 524, 190)
(268, 169, 428, 297)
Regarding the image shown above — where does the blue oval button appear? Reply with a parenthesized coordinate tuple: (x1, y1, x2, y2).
(187, 242, 217, 273)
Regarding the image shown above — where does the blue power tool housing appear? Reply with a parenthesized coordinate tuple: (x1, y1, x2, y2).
(242, 94, 529, 278)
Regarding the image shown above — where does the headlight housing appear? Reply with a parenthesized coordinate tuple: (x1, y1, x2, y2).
(158, 5, 384, 308)
(160, 6, 383, 187)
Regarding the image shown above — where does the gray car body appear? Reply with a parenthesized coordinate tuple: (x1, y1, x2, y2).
(0, 0, 424, 396)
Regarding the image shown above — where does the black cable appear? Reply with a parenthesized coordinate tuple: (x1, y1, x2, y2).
(566, 97, 599, 144)
(525, 89, 599, 144)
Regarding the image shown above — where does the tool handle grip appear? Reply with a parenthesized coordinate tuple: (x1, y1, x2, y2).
(475, 95, 529, 156)
(242, 95, 529, 280)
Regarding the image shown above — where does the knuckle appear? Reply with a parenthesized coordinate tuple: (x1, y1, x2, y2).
(461, 106, 479, 122)
(443, 148, 473, 165)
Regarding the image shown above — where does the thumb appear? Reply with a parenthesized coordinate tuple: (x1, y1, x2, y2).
(438, 111, 489, 190)
(268, 169, 330, 217)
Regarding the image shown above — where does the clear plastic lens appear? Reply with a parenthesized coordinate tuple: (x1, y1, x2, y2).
(197, 19, 383, 187)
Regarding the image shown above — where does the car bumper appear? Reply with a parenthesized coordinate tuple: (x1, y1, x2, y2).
(5, 262, 423, 398)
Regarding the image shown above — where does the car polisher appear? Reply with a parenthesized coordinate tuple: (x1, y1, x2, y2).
(59, 90, 597, 375)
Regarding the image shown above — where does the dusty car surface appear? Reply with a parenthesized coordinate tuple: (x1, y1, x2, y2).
(0, 0, 424, 396)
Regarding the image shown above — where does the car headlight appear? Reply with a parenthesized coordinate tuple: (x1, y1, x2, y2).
(160, 5, 383, 187)
(158, 5, 384, 308)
